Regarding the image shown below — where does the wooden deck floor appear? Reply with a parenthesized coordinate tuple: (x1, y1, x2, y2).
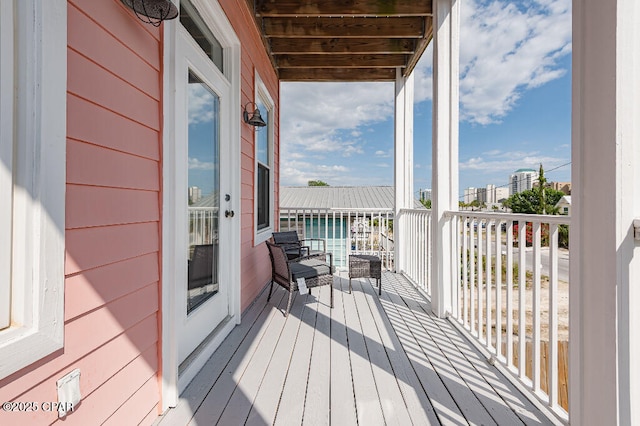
(157, 272, 556, 425)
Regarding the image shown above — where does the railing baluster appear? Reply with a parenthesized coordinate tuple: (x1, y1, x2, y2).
(462, 217, 468, 327)
(451, 216, 458, 319)
(486, 219, 492, 351)
(533, 221, 542, 394)
(549, 223, 559, 410)
(495, 219, 502, 359)
(506, 220, 514, 368)
(477, 217, 484, 342)
(518, 220, 527, 381)
(340, 211, 345, 268)
(470, 220, 476, 335)
(427, 212, 432, 294)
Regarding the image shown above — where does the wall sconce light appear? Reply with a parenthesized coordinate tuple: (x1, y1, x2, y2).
(243, 103, 267, 127)
(121, 0, 178, 27)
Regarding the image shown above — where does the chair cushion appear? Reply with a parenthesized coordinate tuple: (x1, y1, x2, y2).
(290, 259, 331, 280)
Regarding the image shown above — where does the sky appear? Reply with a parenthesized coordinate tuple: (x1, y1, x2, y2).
(279, 0, 572, 198)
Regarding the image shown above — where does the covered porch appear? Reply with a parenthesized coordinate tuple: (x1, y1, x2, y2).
(157, 271, 556, 425)
(157, 0, 639, 423)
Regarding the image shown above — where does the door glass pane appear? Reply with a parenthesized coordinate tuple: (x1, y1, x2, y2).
(187, 70, 220, 314)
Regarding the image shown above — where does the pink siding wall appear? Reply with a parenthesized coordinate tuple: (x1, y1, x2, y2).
(220, 0, 280, 311)
(0, 0, 278, 423)
(0, 0, 162, 424)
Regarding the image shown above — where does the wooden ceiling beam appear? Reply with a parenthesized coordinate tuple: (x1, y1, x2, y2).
(279, 68, 398, 81)
(256, 0, 432, 17)
(404, 18, 433, 77)
(269, 38, 416, 54)
(263, 17, 425, 38)
(275, 54, 407, 68)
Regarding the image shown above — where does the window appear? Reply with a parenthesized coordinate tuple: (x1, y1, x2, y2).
(180, 0, 223, 72)
(254, 74, 274, 244)
(0, 0, 66, 379)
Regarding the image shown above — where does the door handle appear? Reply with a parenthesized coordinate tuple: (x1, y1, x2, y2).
(225, 210, 235, 218)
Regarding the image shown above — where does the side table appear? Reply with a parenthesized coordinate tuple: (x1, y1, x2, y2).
(348, 254, 382, 295)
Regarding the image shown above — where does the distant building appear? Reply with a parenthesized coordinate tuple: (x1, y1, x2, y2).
(189, 186, 202, 204)
(419, 188, 432, 201)
(465, 185, 509, 206)
(464, 187, 477, 204)
(550, 182, 572, 194)
(509, 168, 538, 195)
(555, 195, 572, 215)
(495, 187, 509, 202)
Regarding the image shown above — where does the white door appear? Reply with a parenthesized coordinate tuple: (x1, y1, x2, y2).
(176, 17, 231, 365)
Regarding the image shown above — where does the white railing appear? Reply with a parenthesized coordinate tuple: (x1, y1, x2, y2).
(279, 204, 569, 420)
(189, 207, 218, 246)
(279, 208, 394, 270)
(396, 208, 433, 295)
(446, 211, 570, 421)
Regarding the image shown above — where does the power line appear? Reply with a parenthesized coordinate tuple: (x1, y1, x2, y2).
(414, 161, 572, 200)
(456, 162, 572, 200)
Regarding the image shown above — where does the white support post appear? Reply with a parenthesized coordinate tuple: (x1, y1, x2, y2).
(394, 68, 414, 273)
(430, 0, 459, 318)
(571, 0, 640, 424)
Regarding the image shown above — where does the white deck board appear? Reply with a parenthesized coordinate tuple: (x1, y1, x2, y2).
(350, 277, 414, 426)
(302, 285, 332, 425)
(272, 290, 319, 426)
(358, 275, 440, 425)
(157, 285, 281, 426)
(157, 272, 556, 426)
(189, 288, 288, 424)
(329, 277, 358, 426)
(245, 292, 310, 426)
(341, 276, 386, 425)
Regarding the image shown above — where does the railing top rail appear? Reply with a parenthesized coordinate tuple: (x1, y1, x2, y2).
(398, 208, 431, 214)
(188, 207, 218, 211)
(280, 207, 394, 213)
(445, 210, 571, 225)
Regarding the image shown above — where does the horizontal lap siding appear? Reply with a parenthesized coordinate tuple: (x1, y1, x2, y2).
(221, 0, 280, 310)
(0, 0, 162, 424)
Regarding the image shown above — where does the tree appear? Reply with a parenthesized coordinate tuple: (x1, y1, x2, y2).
(308, 180, 329, 186)
(420, 199, 432, 209)
(536, 163, 547, 214)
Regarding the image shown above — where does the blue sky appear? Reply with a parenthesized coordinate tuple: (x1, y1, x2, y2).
(279, 0, 572, 198)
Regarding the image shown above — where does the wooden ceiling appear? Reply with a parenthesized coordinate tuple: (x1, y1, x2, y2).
(250, 0, 434, 82)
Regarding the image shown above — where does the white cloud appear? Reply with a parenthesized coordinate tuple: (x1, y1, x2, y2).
(280, 160, 351, 186)
(413, 0, 571, 124)
(188, 83, 216, 125)
(189, 157, 214, 170)
(459, 150, 565, 172)
(281, 82, 394, 151)
(375, 149, 392, 158)
(279, 0, 572, 185)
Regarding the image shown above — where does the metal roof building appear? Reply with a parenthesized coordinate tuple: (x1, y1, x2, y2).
(279, 186, 424, 210)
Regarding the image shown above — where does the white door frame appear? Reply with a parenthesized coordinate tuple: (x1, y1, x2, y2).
(161, 0, 241, 409)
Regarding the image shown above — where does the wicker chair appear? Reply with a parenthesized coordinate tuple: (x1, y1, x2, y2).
(272, 230, 327, 261)
(266, 241, 334, 316)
